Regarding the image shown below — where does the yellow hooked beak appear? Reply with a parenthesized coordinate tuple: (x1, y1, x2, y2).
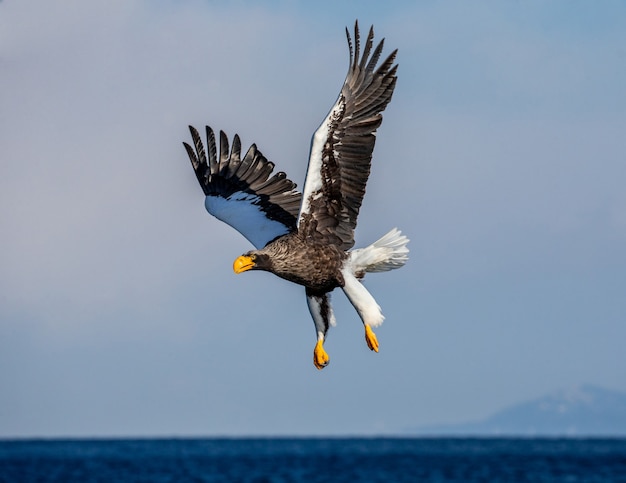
(233, 255, 255, 274)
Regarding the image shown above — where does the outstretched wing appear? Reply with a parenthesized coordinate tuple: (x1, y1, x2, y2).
(298, 21, 398, 251)
(184, 125, 302, 249)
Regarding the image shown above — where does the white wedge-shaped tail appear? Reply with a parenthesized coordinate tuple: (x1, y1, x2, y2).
(348, 228, 409, 277)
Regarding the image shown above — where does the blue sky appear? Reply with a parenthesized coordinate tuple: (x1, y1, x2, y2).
(1, 0, 625, 437)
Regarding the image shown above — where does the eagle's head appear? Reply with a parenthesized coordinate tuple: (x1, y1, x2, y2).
(233, 251, 272, 274)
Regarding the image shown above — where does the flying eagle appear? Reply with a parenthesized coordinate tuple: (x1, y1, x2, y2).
(183, 22, 408, 369)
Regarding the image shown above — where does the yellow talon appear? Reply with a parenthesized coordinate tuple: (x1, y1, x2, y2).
(313, 340, 330, 370)
(365, 325, 379, 352)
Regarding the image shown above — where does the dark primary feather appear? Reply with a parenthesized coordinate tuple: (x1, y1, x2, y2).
(299, 21, 398, 251)
(183, 125, 302, 234)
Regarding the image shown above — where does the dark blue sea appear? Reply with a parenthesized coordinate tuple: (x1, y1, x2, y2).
(1, 438, 625, 482)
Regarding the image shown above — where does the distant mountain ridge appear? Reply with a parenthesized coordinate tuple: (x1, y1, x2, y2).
(413, 385, 626, 436)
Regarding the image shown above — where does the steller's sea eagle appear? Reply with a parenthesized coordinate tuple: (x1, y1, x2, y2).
(183, 22, 408, 369)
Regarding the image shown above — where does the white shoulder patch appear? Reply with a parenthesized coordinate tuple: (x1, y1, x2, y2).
(298, 96, 343, 225)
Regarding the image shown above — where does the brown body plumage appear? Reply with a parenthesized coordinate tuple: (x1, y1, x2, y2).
(240, 233, 347, 293)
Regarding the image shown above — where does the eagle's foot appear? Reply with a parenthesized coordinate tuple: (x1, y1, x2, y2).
(365, 325, 379, 352)
(313, 340, 330, 370)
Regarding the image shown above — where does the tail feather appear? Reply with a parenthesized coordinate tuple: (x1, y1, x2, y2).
(349, 228, 409, 276)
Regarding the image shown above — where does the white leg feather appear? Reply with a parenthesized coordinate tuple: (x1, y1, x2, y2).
(341, 268, 385, 327)
(306, 290, 334, 369)
(306, 291, 336, 341)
